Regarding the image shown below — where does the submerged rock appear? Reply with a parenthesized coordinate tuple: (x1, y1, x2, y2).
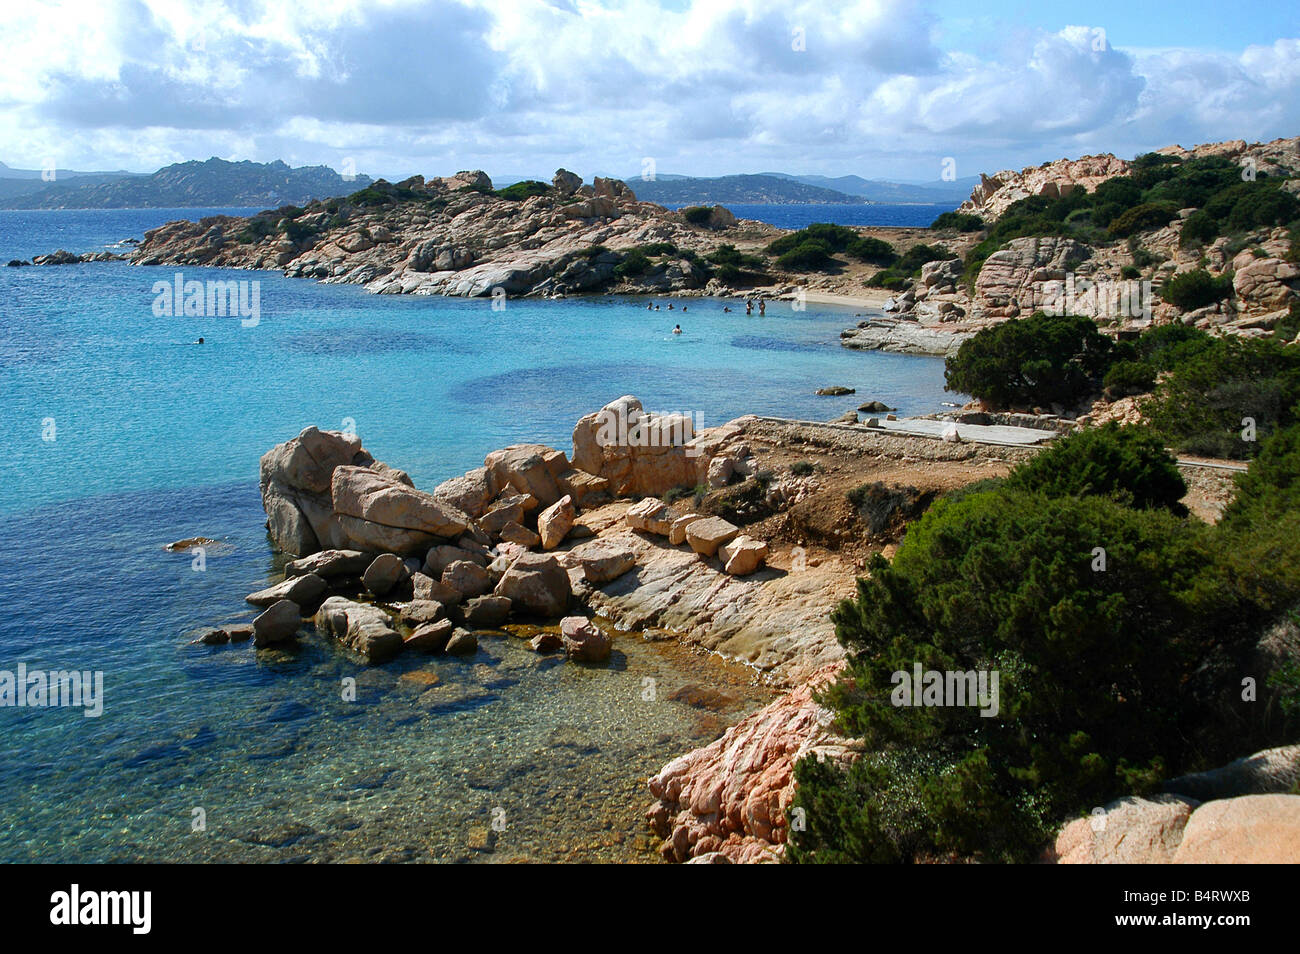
(314, 596, 404, 663)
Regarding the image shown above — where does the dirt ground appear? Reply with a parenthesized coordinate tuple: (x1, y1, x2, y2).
(704, 418, 1245, 575)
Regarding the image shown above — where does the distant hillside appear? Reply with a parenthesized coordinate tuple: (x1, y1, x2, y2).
(630, 174, 859, 205)
(767, 172, 981, 204)
(0, 158, 372, 209)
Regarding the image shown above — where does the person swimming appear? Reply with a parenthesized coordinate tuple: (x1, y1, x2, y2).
(681, 305, 687, 313)
(197, 337, 204, 344)
(668, 303, 674, 310)
(723, 306, 731, 313)
(759, 298, 766, 315)
(672, 324, 682, 335)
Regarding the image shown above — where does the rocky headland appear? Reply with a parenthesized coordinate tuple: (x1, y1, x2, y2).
(188, 386, 1298, 864)
(129, 169, 780, 300)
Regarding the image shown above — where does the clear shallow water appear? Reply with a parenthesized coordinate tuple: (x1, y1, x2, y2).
(0, 209, 957, 862)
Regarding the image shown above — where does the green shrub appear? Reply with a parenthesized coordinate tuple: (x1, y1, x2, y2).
(1121, 265, 1141, 279)
(846, 236, 898, 266)
(1108, 201, 1180, 238)
(791, 460, 815, 477)
(944, 312, 1116, 409)
(614, 248, 650, 278)
(1276, 301, 1300, 342)
(1134, 322, 1214, 371)
(776, 241, 835, 272)
(1142, 337, 1300, 458)
(681, 206, 713, 226)
(788, 489, 1257, 863)
(494, 180, 550, 201)
(1102, 360, 1157, 400)
(930, 211, 984, 232)
(1005, 423, 1186, 514)
(1160, 269, 1234, 310)
(766, 223, 860, 256)
(1180, 209, 1220, 247)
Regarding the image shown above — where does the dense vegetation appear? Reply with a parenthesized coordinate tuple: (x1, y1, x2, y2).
(944, 313, 1115, 408)
(789, 422, 1300, 863)
(929, 211, 985, 232)
(946, 312, 1300, 459)
(1141, 335, 1300, 458)
(955, 153, 1299, 290)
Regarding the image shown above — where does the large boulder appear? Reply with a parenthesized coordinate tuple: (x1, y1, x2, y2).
(973, 236, 1090, 319)
(1163, 744, 1300, 801)
(574, 543, 637, 584)
(283, 549, 372, 579)
(432, 466, 498, 519)
(494, 552, 571, 617)
(331, 465, 473, 555)
(538, 495, 576, 550)
(1233, 257, 1300, 313)
(1054, 795, 1198, 864)
(314, 596, 404, 663)
(552, 169, 583, 195)
(259, 426, 373, 555)
(462, 595, 512, 628)
(685, 516, 740, 556)
(442, 560, 495, 600)
(719, 535, 768, 576)
(484, 445, 569, 508)
(1173, 794, 1300, 863)
(362, 553, 410, 597)
(572, 396, 707, 497)
(246, 572, 327, 609)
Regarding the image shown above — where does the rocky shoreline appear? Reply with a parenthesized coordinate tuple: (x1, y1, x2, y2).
(184, 388, 1299, 864)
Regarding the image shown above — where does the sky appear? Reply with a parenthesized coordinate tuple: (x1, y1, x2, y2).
(2, 0, 1298, 184)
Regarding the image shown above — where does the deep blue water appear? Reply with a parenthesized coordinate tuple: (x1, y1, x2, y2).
(666, 202, 958, 229)
(0, 208, 959, 862)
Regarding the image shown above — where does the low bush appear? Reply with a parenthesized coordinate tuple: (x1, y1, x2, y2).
(1160, 269, 1234, 310)
(944, 312, 1116, 409)
(1005, 422, 1187, 514)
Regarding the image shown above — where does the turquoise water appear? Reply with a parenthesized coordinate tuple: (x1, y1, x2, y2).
(0, 209, 957, 862)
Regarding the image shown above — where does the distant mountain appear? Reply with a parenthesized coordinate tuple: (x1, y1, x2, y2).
(765, 172, 980, 204)
(629, 173, 859, 205)
(0, 158, 372, 209)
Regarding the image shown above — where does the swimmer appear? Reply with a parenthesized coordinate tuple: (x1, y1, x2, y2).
(668, 303, 674, 310)
(681, 305, 687, 313)
(759, 298, 766, 316)
(723, 306, 731, 313)
(672, 324, 682, 335)
(197, 337, 205, 344)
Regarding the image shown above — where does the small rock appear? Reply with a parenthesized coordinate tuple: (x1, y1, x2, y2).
(445, 628, 478, 655)
(405, 618, 454, 653)
(560, 616, 611, 663)
(363, 553, 410, 597)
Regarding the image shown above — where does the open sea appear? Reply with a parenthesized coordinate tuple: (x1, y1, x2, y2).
(0, 207, 959, 862)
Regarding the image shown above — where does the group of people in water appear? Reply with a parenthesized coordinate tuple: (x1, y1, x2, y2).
(647, 296, 766, 335)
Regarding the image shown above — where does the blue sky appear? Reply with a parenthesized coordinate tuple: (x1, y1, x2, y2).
(3, 0, 1298, 185)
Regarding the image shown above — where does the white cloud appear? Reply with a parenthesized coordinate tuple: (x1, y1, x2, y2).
(2, 0, 1297, 180)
